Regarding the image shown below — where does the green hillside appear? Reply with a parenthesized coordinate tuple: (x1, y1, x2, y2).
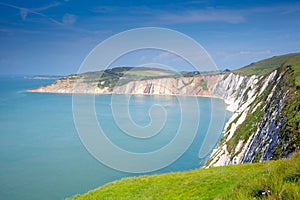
(234, 53, 300, 76)
(68, 151, 300, 200)
(65, 67, 199, 91)
(77, 67, 177, 83)
(284, 54, 300, 86)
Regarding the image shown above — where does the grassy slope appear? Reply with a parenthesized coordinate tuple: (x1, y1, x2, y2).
(234, 53, 300, 76)
(80, 67, 177, 80)
(69, 151, 300, 200)
(284, 54, 300, 86)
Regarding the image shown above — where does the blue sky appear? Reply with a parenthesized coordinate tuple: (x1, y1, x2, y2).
(0, 0, 300, 75)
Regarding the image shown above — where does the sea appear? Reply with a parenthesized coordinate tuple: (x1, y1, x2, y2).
(0, 76, 231, 200)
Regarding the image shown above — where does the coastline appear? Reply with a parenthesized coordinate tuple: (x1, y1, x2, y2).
(26, 89, 229, 109)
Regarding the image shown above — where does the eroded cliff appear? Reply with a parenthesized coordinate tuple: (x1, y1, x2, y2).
(206, 65, 300, 167)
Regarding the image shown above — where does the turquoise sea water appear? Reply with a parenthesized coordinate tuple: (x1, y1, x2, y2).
(0, 76, 231, 200)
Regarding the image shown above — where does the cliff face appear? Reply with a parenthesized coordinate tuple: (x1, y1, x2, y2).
(27, 74, 224, 97)
(27, 66, 300, 167)
(111, 75, 223, 97)
(206, 66, 300, 167)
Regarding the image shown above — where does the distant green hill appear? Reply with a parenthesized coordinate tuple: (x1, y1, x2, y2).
(68, 151, 300, 200)
(234, 53, 300, 76)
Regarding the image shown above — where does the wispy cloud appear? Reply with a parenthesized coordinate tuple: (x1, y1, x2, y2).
(238, 50, 271, 55)
(92, 5, 154, 16)
(90, 2, 300, 26)
(224, 50, 272, 62)
(250, 3, 300, 14)
(33, 2, 61, 12)
(153, 3, 300, 25)
(152, 52, 182, 63)
(0, 1, 78, 26)
(157, 8, 245, 24)
(91, 6, 245, 24)
(0, 1, 61, 22)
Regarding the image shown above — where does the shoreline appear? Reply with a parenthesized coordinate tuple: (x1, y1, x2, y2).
(26, 89, 230, 109)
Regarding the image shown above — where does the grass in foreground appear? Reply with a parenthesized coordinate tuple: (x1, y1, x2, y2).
(68, 151, 300, 200)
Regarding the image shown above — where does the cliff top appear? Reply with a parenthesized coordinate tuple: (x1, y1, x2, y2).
(234, 52, 300, 76)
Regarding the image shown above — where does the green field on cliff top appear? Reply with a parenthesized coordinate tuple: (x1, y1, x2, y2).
(234, 52, 300, 77)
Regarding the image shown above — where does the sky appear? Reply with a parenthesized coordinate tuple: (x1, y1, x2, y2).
(0, 0, 300, 75)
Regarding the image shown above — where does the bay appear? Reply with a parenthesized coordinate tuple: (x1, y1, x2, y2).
(0, 76, 231, 200)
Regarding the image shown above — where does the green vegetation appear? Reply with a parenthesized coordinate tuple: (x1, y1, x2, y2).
(272, 65, 300, 159)
(226, 108, 263, 155)
(73, 67, 190, 89)
(199, 79, 208, 90)
(284, 54, 300, 86)
(234, 53, 300, 76)
(223, 151, 300, 200)
(68, 151, 300, 200)
(74, 67, 179, 90)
